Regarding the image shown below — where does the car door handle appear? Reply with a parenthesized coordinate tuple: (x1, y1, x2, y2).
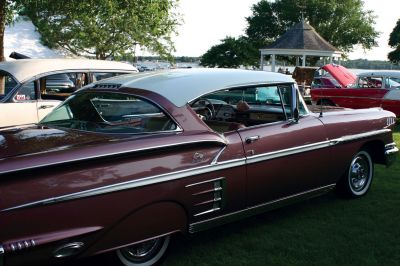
(38, 105, 54, 109)
(245, 135, 260, 144)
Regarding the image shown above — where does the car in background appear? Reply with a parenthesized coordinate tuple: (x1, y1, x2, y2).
(0, 69, 397, 266)
(0, 59, 138, 127)
(310, 64, 400, 116)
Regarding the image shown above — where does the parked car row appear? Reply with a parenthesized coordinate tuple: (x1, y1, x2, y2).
(310, 63, 400, 116)
(0, 59, 138, 127)
(0, 68, 398, 266)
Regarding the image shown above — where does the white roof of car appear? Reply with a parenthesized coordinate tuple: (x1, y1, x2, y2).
(0, 59, 138, 83)
(93, 68, 295, 107)
(358, 70, 400, 78)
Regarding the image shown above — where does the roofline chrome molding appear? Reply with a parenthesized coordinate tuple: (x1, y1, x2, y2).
(0, 139, 226, 176)
(189, 183, 336, 233)
(1, 128, 391, 212)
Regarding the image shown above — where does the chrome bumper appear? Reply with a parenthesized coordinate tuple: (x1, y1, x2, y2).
(385, 142, 399, 167)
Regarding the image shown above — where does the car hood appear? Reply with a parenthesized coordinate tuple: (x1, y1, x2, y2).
(0, 124, 112, 159)
(321, 64, 357, 87)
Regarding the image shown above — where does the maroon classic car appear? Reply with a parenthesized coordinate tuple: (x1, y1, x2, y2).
(0, 69, 398, 266)
(311, 64, 400, 116)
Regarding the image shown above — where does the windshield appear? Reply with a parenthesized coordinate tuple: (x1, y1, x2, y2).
(40, 91, 177, 134)
(0, 72, 18, 100)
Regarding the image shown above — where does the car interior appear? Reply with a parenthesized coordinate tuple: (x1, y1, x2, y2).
(190, 85, 295, 133)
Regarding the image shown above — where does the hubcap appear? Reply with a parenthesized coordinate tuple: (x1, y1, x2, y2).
(119, 238, 161, 263)
(349, 155, 370, 192)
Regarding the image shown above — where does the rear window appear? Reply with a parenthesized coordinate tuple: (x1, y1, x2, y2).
(40, 91, 177, 134)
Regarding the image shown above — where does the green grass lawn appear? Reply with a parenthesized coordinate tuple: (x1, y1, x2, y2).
(163, 126, 400, 266)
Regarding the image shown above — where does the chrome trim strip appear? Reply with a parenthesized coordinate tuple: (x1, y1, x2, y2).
(2, 128, 390, 212)
(211, 146, 226, 165)
(2, 160, 244, 212)
(0, 139, 226, 176)
(247, 140, 333, 164)
(194, 197, 222, 207)
(185, 177, 225, 188)
(192, 187, 223, 196)
(189, 184, 336, 233)
(336, 129, 391, 143)
(194, 207, 221, 217)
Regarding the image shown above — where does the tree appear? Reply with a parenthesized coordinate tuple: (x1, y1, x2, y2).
(246, 0, 379, 53)
(0, 0, 23, 61)
(200, 36, 258, 68)
(388, 19, 400, 64)
(21, 0, 180, 60)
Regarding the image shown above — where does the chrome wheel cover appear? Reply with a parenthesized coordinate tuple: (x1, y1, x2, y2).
(348, 151, 372, 196)
(117, 236, 170, 266)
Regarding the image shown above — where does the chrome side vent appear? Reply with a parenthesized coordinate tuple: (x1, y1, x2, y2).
(186, 177, 226, 217)
(92, 83, 121, 89)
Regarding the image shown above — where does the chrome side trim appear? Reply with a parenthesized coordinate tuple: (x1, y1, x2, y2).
(2, 159, 244, 212)
(211, 146, 226, 165)
(2, 128, 390, 212)
(336, 129, 391, 143)
(0, 139, 226, 176)
(194, 207, 221, 217)
(246, 140, 333, 164)
(185, 177, 225, 188)
(189, 184, 336, 233)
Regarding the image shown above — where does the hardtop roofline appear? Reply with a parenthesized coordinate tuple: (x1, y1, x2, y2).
(89, 69, 296, 107)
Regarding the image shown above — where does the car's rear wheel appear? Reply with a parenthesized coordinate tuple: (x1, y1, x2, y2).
(336, 150, 373, 198)
(116, 236, 170, 266)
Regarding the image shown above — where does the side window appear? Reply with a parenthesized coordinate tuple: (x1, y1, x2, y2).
(358, 76, 382, 88)
(0, 72, 18, 100)
(14, 82, 36, 101)
(385, 77, 400, 89)
(41, 92, 178, 134)
(190, 84, 294, 133)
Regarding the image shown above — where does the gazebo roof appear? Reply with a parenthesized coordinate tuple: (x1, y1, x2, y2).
(260, 20, 342, 59)
(266, 20, 340, 52)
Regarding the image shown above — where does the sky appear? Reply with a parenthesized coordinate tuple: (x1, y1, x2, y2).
(171, 0, 400, 60)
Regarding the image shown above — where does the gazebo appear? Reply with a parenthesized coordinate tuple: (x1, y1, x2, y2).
(259, 20, 342, 72)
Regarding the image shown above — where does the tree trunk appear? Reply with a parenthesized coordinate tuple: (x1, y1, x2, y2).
(0, 0, 5, 95)
(0, 0, 6, 62)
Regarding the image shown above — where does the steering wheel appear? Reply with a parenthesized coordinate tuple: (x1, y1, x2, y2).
(190, 98, 215, 120)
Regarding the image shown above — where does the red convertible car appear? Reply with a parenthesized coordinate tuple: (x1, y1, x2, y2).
(0, 69, 398, 266)
(311, 64, 400, 116)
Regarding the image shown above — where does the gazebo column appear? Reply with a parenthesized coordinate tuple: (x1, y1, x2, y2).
(260, 54, 264, 70)
(302, 55, 306, 67)
(296, 56, 300, 66)
(271, 54, 276, 72)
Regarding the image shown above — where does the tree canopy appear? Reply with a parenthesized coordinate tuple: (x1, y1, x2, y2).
(201, 0, 379, 68)
(388, 19, 400, 64)
(246, 0, 378, 53)
(200, 36, 258, 68)
(21, 0, 180, 60)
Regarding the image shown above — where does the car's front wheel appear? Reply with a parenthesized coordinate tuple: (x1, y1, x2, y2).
(336, 150, 374, 198)
(116, 236, 170, 266)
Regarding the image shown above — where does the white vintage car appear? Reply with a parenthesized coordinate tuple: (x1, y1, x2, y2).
(0, 59, 138, 127)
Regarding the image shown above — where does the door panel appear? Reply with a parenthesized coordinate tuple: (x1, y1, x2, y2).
(239, 115, 335, 207)
(0, 102, 39, 127)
